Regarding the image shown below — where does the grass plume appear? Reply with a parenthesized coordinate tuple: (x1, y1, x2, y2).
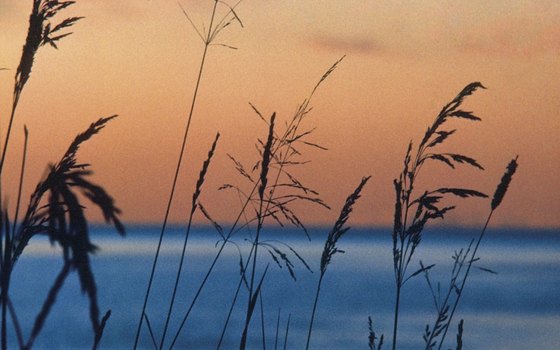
(419, 157, 518, 350)
(368, 316, 384, 350)
(306, 176, 370, 350)
(455, 319, 464, 350)
(0, 116, 123, 349)
(0, 4, 123, 348)
(1, 2, 527, 349)
(240, 113, 276, 350)
(491, 157, 518, 210)
(2, 0, 81, 175)
(434, 156, 519, 349)
(168, 58, 341, 348)
(390, 82, 487, 350)
(159, 133, 220, 349)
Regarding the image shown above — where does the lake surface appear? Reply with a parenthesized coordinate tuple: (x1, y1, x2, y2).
(7, 225, 560, 349)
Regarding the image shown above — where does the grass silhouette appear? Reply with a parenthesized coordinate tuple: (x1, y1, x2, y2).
(1, 1, 123, 349)
(389, 82, 489, 350)
(306, 176, 371, 350)
(133, 2, 243, 347)
(0, 1, 522, 350)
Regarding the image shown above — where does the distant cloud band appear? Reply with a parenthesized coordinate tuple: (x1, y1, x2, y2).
(310, 35, 382, 55)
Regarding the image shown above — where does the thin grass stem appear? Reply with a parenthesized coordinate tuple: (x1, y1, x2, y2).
(305, 274, 324, 350)
(25, 261, 72, 350)
(437, 156, 517, 349)
(216, 267, 244, 350)
(391, 283, 402, 350)
(159, 134, 219, 349)
(259, 291, 266, 350)
(169, 190, 259, 349)
(1, 210, 12, 350)
(12, 126, 28, 236)
(436, 211, 493, 350)
(240, 114, 275, 349)
(159, 212, 196, 348)
(132, 2, 220, 348)
(282, 314, 291, 350)
(274, 308, 281, 350)
(172, 58, 339, 349)
(0, 101, 20, 177)
(143, 312, 158, 350)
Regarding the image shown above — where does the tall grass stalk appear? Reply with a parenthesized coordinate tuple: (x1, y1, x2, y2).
(305, 176, 370, 350)
(1, 0, 81, 176)
(133, 1, 243, 347)
(390, 83, 488, 350)
(259, 289, 267, 350)
(168, 58, 342, 348)
(274, 308, 281, 350)
(435, 157, 518, 349)
(158, 133, 220, 349)
(0, 3, 123, 348)
(24, 261, 71, 349)
(239, 113, 276, 350)
(168, 197, 260, 348)
(132, 1, 219, 345)
(12, 127, 28, 237)
(1, 116, 123, 349)
(283, 314, 291, 350)
(216, 261, 246, 350)
(0, 209, 13, 350)
(236, 58, 344, 348)
(1, 127, 28, 350)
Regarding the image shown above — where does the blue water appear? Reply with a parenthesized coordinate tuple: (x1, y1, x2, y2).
(7, 226, 560, 349)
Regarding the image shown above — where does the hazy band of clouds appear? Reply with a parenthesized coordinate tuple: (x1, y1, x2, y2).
(310, 35, 383, 56)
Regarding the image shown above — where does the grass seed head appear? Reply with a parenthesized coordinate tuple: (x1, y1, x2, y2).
(491, 156, 519, 210)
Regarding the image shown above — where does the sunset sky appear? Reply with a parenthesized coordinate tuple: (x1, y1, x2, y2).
(0, 0, 558, 228)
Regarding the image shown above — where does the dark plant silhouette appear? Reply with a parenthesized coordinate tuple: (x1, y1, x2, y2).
(0, 2, 123, 348)
(0, 117, 124, 350)
(368, 316, 384, 350)
(133, 2, 244, 346)
(0, 1, 526, 350)
(306, 176, 370, 350)
(2, 0, 82, 175)
(159, 133, 220, 348)
(10, 117, 123, 350)
(420, 157, 519, 350)
(167, 58, 342, 349)
(390, 82, 488, 350)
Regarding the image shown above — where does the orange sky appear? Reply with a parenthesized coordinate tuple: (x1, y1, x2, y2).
(0, 1, 558, 228)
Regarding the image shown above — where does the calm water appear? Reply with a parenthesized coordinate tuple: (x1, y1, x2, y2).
(8, 226, 560, 349)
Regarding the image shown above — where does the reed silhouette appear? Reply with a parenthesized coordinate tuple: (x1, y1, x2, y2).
(306, 176, 371, 350)
(162, 54, 342, 348)
(421, 156, 519, 350)
(388, 82, 489, 350)
(1, 2, 522, 350)
(0, 2, 123, 349)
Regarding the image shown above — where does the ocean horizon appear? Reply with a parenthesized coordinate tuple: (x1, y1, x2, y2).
(9, 225, 560, 349)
